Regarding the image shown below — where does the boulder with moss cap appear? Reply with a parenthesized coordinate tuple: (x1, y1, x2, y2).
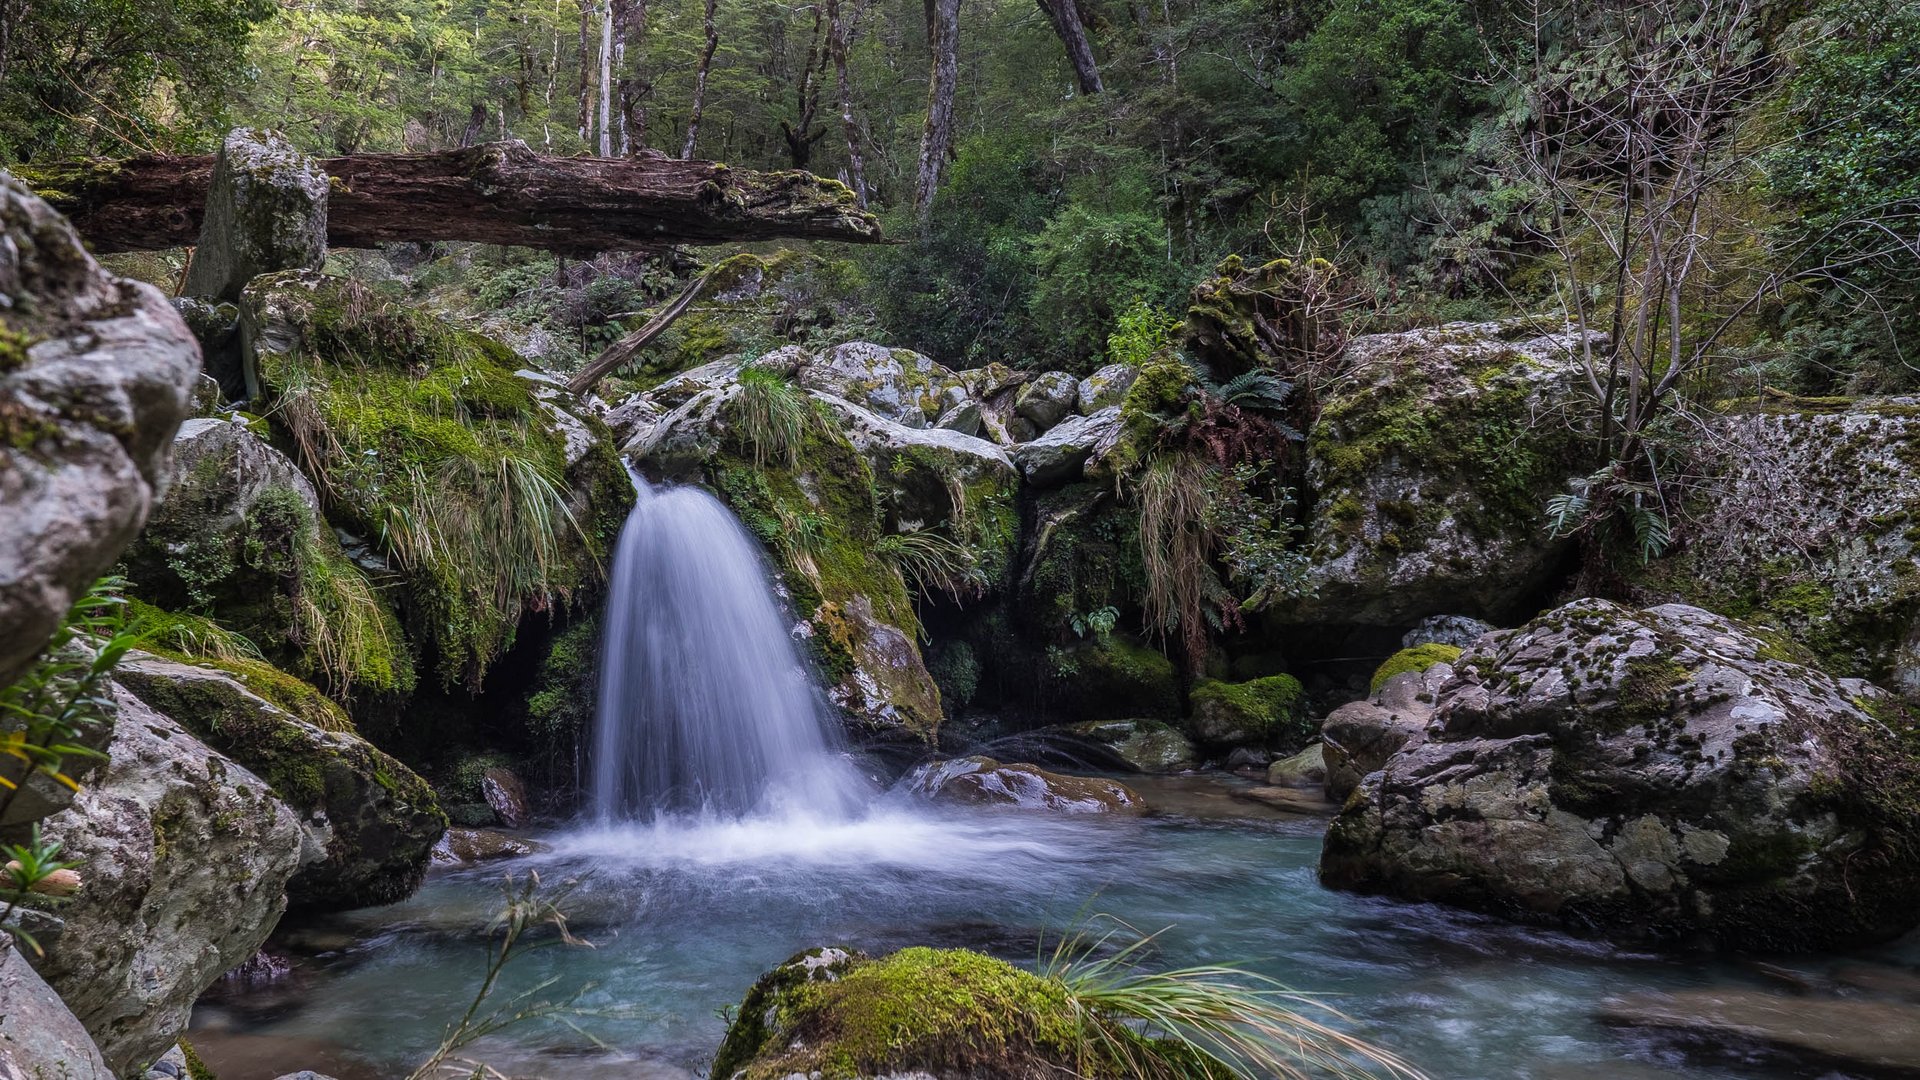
(1187, 674, 1309, 752)
(1321, 598, 1920, 950)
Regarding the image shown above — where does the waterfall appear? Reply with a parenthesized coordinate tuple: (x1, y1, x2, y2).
(590, 480, 867, 820)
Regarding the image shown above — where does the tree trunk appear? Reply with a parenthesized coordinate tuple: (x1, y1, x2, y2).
(826, 0, 870, 207)
(682, 0, 720, 158)
(622, 0, 650, 152)
(1035, 0, 1102, 94)
(458, 102, 489, 148)
(565, 268, 714, 394)
(577, 0, 595, 145)
(21, 142, 885, 256)
(598, 1, 614, 156)
(914, 0, 961, 218)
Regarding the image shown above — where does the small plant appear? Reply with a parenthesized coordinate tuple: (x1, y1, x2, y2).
(1070, 605, 1119, 642)
(408, 872, 599, 1080)
(732, 364, 811, 468)
(1042, 918, 1426, 1080)
(878, 529, 986, 601)
(0, 826, 81, 957)
(1545, 465, 1672, 566)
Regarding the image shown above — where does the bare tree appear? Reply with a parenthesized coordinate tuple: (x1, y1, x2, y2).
(914, 0, 961, 218)
(779, 5, 832, 169)
(598, 0, 614, 155)
(825, 0, 872, 205)
(681, 0, 720, 158)
(576, 0, 595, 145)
(615, 0, 651, 153)
(1035, 0, 1102, 94)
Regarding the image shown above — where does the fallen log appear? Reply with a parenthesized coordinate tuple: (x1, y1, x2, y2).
(13, 140, 883, 255)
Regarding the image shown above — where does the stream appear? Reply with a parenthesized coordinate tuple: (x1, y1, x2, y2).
(187, 773, 1919, 1080)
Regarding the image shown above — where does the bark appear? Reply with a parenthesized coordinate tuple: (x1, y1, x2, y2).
(619, 0, 651, 152)
(1035, 0, 1102, 95)
(458, 102, 489, 148)
(681, 0, 720, 159)
(779, 6, 831, 170)
(576, 0, 594, 144)
(914, 0, 961, 218)
(826, 0, 870, 207)
(598, 1, 614, 156)
(21, 142, 885, 256)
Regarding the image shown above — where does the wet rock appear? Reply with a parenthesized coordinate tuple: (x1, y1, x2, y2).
(1046, 634, 1182, 722)
(1283, 320, 1600, 627)
(480, 766, 530, 828)
(1187, 674, 1308, 752)
(112, 653, 443, 911)
(1013, 370, 1079, 434)
(185, 128, 328, 302)
(0, 175, 201, 689)
(902, 756, 1147, 814)
(1319, 664, 1448, 801)
(0, 934, 113, 1079)
(432, 828, 550, 865)
(1058, 719, 1196, 773)
(1076, 363, 1137, 414)
(1012, 405, 1121, 488)
(39, 684, 304, 1073)
(1321, 599, 1920, 950)
(1231, 785, 1337, 816)
(1402, 614, 1495, 650)
(1597, 988, 1920, 1076)
(1266, 743, 1327, 788)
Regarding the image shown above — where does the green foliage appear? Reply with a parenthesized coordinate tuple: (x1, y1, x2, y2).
(1368, 644, 1462, 694)
(731, 364, 811, 467)
(877, 530, 986, 602)
(1106, 302, 1182, 370)
(1030, 200, 1181, 370)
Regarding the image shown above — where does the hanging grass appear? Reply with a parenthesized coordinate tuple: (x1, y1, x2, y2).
(878, 528, 986, 602)
(731, 362, 812, 467)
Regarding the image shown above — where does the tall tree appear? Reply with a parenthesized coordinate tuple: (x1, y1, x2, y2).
(1036, 0, 1102, 94)
(681, 0, 720, 157)
(825, 0, 871, 204)
(914, 0, 961, 216)
(780, 5, 831, 169)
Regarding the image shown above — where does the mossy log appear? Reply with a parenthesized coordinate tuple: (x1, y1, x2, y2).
(15, 141, 883, 255)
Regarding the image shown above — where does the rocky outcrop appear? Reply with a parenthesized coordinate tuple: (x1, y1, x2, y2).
(796, 342, 970, 428)
(1402, 614, 1494, 649)
(901, 756, 1147, 814)
(0, 174, 200, 688)
(183, 129, 329, 305)
(111, 653, 443, 910)
(1320, 599, 1920, 950)
(1635, 396, 1920, 702)
(0, 936, 113, 1080)
(39, 684, 304, 1073)
(1012, 405, 1120, 487)
(1281, 320, 1598, 628)
(1319, 663, 1450, 801)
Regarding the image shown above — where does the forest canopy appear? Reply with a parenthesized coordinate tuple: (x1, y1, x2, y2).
(2, 0, 1916, 388)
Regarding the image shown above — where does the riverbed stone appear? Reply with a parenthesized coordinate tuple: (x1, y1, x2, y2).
(1320, 599, 1920, 950)
(0, 935, 113, 1080)
(901, 756, 1147, 814)
(1057, 719, 1196, 772)
(1319, 664, 1449, 801)
(1597, 988, 1920, 1075)
(1266, 743, 1327, 788)
(39, 683, 305, 1073)
(1186, 674, 1309, 752)
(184, 128, 328, 303)
(0, 174, 201, 689)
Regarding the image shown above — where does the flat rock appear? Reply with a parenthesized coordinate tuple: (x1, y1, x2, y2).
(1598, 989, 1920, 1075)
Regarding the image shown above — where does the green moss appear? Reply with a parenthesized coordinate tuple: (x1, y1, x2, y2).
(0, 318, 31, 373)
(1189, 673, 1308, 747)
(714, 948, 1093, 1080)
(1369, 643, 1463, 693)
(1615, 655, 1691, 727)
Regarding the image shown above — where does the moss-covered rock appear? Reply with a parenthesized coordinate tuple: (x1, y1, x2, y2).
(1322, 599, 1920, 951)
(112, 651, 445, 910)
(1630, 396, 1920, 702)
(1187, 674, 1309, 751)
(900, 755, 1148, 814)
(1047, 633, 1180, 722)
(1369, 643, 1462, 693)
(712, 947, 1102, 1080)
(1056, 718, 1197, 772)
(1283, 320, 1599, 627)
(242, 270, 631, 690)
(798, 341, 971, 428)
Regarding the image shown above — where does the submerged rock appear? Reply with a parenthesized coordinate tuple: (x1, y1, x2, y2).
(713, 946, 1097, 1080)
(1597, 988, 1920, 1076)
(0, 174, 200, 688)
(112, 653, 443, 910)
(432, 828, 549, 865)
(1282, 320, 1598, 627)
(1056, 719, 1196, 773)
(184, 128, 328, 303)
(0, 935, 113, 1080)
(39, 684, 304, 1072)
(901, 756, 1147, 814)
(1320, 599, 1920, 950)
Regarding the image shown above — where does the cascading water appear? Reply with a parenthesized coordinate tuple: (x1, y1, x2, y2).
(590, 479, 869, 820)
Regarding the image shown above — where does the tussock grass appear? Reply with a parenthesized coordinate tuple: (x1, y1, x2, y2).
(731, 363, 811, 467)
(878, 528, 985, 601)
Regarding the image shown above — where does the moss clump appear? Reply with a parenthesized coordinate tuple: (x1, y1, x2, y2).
(0, 318, 32, 373)
(129, 600, 353, 733)
(1188, 674, 1308, 749)
(714, 947, 1097, 1080)
(1050, 634, 1180, 720)
(1369, 643, 1463, 693)
(1615, 655, 1691, 726)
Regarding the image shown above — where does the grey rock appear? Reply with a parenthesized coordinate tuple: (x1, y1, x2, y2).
(1597, 988, 1920, 1076)
(1319, 664, 1448, 801)
(1321, 599, 1920, 950)
(1012, 405, 1121, 487)
(39, 683, 304, 1072)
(1056, 719, 1196, 773)
(1075, 363, 1137, 414)
(933, 398, 982, 436)
(480, 765, 530, 828)
(185, 128, 329, 302)
(1013, 370, 1078, 432)
(1402, 614, 1495, 650)
(432, 828, 550, 865)
(901, 756, 1147, 814)
(0, 175, 201, 689)
(797, 342, 971, 428)
(0, 935, 113, 1080)
(1267, 743, 1327, 788)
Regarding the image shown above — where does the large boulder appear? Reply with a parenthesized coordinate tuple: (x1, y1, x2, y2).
(1282, 320, 1598, 627)
(1187, 674, 1309, 752)
(713, 947, 1098, 1080)
(1320, 599, 1920, 950)
(1012, 406, 1121, 488)
(0, 174, 200, 688)
(1635, 396, 1920, 703)
(183, 128, 328, 304)
(0, 936, 113, 1080)
(1319, 662, 1451, 801)
(901, 755, 1147, 814)
(39, 684, 305, 1073)
(1011, 370, 1078, 437)
(1076, 363, 1137, 414)
(111, 652, 443, 910)
(796, 342, 970, 428)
